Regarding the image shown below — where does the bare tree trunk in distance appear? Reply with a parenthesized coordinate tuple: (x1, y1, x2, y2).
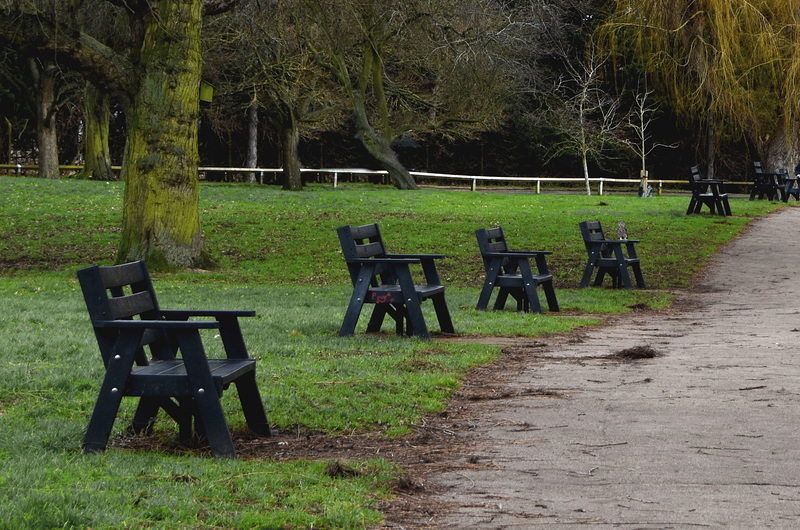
(79, 81, 113, 180)
(245, 98, 258, 183)
(706, 110, 715, 179)
(281, 111, 302, 191)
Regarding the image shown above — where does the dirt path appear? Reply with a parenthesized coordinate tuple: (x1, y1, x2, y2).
(383, 206, 800, 528)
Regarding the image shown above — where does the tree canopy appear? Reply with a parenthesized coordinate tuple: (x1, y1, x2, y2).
(599, 0, 800, 172)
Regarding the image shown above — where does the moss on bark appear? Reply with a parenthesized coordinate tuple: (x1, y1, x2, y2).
(117, 0, 206, 269)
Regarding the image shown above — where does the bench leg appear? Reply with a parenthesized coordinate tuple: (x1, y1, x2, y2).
(339, 267, 373, 337)
(130, 396, 193, 439)
(631, 263, 646, 289)
(476, 266, 501, 310)
(83, 390, 125, 454)
(235, 371, 271, 436)
(612, 247, 634, 289)
(493, 288, 511, 310)
(395, 266, 430, 339)
(579, 258, 598, 288)
(518, 261, 543, 313)
(431, 293, 454, 334)
(366, 304, 389, 333)
(595, 268, 611, 287)
(83, 330, 143, 454)
(176, 330, 237, 458)
(542, 280, 560, 312)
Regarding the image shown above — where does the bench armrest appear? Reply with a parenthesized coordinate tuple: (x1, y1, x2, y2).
(94, 320, 220, 330)
(161, 309, 256, 319)
(385, 253, 446, 260)
(345, 257, 420, 265)
(483, 251, 552, 257)
(594, 239, 640, 244)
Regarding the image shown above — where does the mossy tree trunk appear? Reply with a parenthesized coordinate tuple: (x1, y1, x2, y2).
(78, 81, 113, 180)
(29, 57, 59, 179)
(116, 1, 206, 269)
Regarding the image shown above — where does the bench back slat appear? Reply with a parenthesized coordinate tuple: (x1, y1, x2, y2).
(580, 220, 606, 242)
(337, 223, 395, 284)
(107, 291, 158, 320)
(475, 227, 512, 271)
(77, 261, 173, 365)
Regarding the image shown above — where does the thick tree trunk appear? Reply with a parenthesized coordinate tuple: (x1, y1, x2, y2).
(30, 58, 59, 179)
(350, 89, 417, 190)
(79, 82, 113, 180)
(116, 1, 206, 270)
(245, 99, 258, 183)
(763, 128, 794, 172)
(281, 112, 302, 191)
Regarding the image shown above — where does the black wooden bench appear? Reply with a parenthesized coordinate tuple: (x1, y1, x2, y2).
(475, 227, 559, 313)
(778, 168, 800, 202)
(336, 223, 454, 339)
(687, 165, 730, 216)
(579, 221, 646, 289)
(77, 261, 270, 458)
(750, 161, 784, 201)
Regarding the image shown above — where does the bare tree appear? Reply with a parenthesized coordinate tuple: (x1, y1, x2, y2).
(203, 1, 341, 190)
(546, 47, 624, 195)
(295, 0, 513, 189)
(624, 87, 676, 194)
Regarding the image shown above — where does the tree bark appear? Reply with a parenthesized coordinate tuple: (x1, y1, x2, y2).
(706, 109, 715, 179)
(281, 111, 303, 191)
(116, 1, 207, 270)
(763, 128, 794, 172)
(350, 88, 417, 190)
(245, 98, 258, 183)
(30, 58, 59, 179)
(78, 81, 113, 180)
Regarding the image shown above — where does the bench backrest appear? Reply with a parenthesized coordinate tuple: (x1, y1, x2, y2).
(579, 220, 609, 254)
(475, 227, 510, 255)
(688, 166, 703, 185)
(77, 261, 173, 366)
(336, 223, 396, 286)
(752, 161, 764, 175)
(475, 227, 512, 270)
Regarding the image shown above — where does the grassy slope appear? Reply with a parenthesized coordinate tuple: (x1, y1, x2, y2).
(0, 177, 785, 528)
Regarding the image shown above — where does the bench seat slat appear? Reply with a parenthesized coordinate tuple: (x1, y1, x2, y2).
(126, 359, 256, 396)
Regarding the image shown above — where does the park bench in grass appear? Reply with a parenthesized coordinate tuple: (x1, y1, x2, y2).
(779, 168, 800, 202)
(336, 222, 454, 340)
(579, 220, 646, 289)
(687, 165, 731, 216)
(77, 261, 271, 459)
(475, 226, 559, 313)
(750, 161, 784, 201)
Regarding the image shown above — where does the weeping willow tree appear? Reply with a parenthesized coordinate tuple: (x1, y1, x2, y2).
(598, 0, 800, 174)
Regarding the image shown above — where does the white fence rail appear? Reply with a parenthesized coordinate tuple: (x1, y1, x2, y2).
(196, 166, 693, 195)
(0, 164, 749, 195)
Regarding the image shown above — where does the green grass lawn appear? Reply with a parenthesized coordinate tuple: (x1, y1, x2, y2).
(0, 177, 786, 528)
